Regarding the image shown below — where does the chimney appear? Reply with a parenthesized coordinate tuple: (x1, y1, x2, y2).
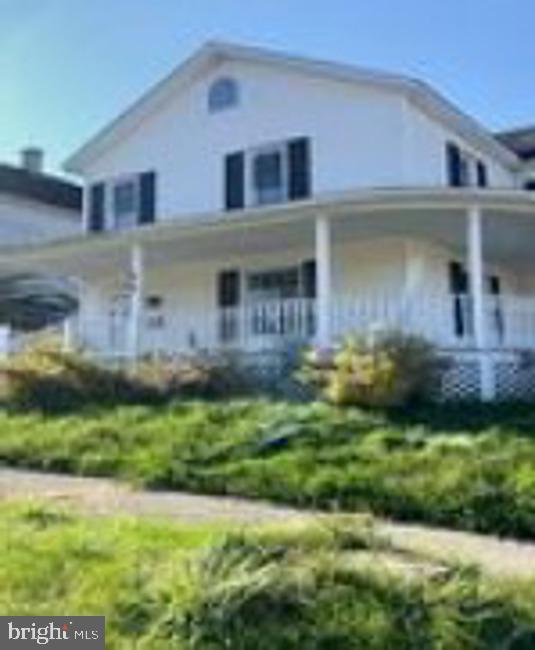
(20, 147, 44, 174)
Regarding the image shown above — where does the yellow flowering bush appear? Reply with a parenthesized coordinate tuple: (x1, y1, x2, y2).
(299, 331, 444, 407)
(0, 337, 154, 412)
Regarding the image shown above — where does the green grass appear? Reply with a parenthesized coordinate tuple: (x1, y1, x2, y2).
(0, 400, 534, 538)
(1, 501, 534, 649)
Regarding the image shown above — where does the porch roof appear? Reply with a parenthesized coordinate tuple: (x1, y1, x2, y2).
(1, 187, 535, 277)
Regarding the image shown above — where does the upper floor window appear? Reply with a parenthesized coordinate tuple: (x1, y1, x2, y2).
(252, 145, 288, 205)
(446, 142, 488, 188)
(113, 178, 139, 230)
(87, 171, 156, 233)
(224, 137, 311, 211)
(208, 77, 239, 113)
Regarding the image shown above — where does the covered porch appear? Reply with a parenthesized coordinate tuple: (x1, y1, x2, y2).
(4, 189, 535, 400)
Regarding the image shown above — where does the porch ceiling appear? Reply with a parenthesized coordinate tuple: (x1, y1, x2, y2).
(1, 188, 534, 278)
(335, 208, 535, 270)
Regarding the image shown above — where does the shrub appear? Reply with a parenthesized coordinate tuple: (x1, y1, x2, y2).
(131, 352, 247, 400)
(0, 338, 156, 412)
(0, 341, 251, 412)
(298, 331, 445, 408)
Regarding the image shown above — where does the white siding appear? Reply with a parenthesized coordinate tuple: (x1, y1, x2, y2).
(416, 239, 518, 296)
(0, 194, 79, 247)
(403, 102, 515, 188)
(82, 60, 407, 222)
(80, 59, 516, 230)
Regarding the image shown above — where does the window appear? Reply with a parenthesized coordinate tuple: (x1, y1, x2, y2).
(252, 147, 287, 205)
(459, 154, 472, 186)
(248, 267, 300, 300)
(446, 142, 488, 188)
(458, 150, 479, 187)
(524, 179, 535, 191)
(448, 262, 505, 342)
(208, 78, 239, 113)
(224, 138, 311, 211)
(113, 179, 138, 230)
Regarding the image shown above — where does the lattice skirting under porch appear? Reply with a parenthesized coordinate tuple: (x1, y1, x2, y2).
(441, 350, 535, 401)
(494, 356, 535, 400)
(237, 348, 535, 402)
(440, 357, 482, 401)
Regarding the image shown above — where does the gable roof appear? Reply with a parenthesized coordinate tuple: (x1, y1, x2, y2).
(0, 164, 82, 212)
(496, 126, 535, 160)
(64, 41, 520, 173)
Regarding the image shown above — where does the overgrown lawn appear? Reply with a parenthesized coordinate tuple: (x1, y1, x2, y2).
(1, 502, 534, 649)
(0, 400, 534, 538)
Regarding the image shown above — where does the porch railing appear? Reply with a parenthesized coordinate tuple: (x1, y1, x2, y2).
(27, 293, 535, 360)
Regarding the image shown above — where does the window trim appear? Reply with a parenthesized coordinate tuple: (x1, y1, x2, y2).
(246, 141, 290, 207)
(448, 260, 506, 342)
(246, 266, 301, 302)
(447, 142, 489, 188)
(244, 263, 314, 303)
(108, 174, 139, 231)
(208, 77, 239, 113)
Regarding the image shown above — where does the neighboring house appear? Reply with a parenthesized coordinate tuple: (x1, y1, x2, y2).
(7, 42, 535, 400)
(496, 126, 535, 190)
(0, 149, 81, 349)
(0, 149, 81, 248)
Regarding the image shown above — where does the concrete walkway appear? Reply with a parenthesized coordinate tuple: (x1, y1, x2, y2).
(0, 467, 534, 579)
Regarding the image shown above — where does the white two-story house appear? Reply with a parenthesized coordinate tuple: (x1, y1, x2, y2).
(8, 42, 535, 400)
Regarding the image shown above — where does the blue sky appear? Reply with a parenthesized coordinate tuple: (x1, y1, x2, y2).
(1, 0, 533, 175)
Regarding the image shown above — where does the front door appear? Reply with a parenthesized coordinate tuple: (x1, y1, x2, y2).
(248, 267, 300, 337)
(216, 262, 317, 350)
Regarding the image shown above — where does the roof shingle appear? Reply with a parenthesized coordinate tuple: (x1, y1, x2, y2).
(496, 126, 535, 160)
(0, 164, 82, 211)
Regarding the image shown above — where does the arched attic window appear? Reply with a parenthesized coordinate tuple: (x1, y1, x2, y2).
(208, 77, 239, 113)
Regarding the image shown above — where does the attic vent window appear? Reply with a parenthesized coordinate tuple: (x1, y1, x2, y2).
(208, 78, 239, 113)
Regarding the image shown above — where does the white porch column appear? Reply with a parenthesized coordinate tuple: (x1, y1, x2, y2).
(467, 205, 494, 400)
(62, 318, 75, 353)
(129, 243, 144, 360)
(315, 214, 332, 349)
(62, 277, 82, 353)
(0, 325, 10, 359)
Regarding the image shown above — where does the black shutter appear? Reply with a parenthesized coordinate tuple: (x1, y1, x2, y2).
(449, 261, 469, 338)
(225, 152, 245, 211)
(217, 270, 241, 308)
(288, 137, 311, 200)
(477, 161, 488, 188)
(301, 259, 317, 337)
(489, 275, 501, 296)
(449, 261, 468, 294)
(217, 269, 241, 342)
(139, 171, 156, 225)
(489, 275, 505, 341)
(301, 259, 317, 298)
(446, 142, 462, 187)
(88, 183, 105, 232)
